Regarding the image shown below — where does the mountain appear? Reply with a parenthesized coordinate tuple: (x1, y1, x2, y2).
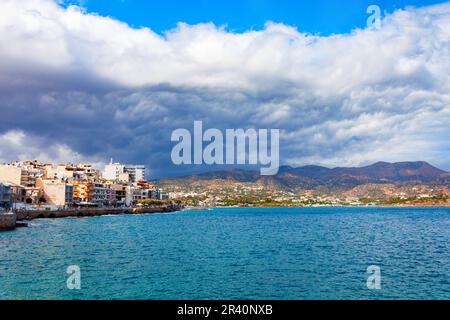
(279, 161, 450, 187)
(157, 162, 450, 198)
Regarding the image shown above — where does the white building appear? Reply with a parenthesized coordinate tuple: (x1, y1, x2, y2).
(124, 165, 145, 183)
(103, 162, 125, 181)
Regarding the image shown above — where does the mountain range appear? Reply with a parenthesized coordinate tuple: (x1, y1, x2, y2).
(156, 162, 450, 200)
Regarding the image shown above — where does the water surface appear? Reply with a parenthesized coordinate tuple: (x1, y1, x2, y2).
(0, 207, 449, 300)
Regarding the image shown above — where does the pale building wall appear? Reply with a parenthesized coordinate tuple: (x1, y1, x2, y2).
(103, 164, 125, 181)
(124, 165, 145, 182)
(45, 165, 75, 180)
(37, 179, 73, 206)
(0, 165, 22, 185)
(118, 172, 130, 183)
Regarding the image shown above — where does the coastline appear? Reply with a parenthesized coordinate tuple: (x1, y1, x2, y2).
(184, 202, 450, 210)
(16, 205, 183, 221)
(3, 202, 448, 230)
(0, 205, 183, 231)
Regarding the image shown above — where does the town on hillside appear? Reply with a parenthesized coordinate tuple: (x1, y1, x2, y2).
(0, 160, 169, 211)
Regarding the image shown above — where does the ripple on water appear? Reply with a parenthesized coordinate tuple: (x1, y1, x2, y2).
(0, 207, 450, 300)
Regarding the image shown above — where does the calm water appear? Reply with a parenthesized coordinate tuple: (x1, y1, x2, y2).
(0, 207, 449, 300)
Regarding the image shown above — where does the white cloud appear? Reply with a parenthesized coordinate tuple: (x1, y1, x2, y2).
(0, 0, 449, 175)
(1, 0, 448, 90)
(0, 130, 104, 168)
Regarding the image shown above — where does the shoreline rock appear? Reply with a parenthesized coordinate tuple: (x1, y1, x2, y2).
(0, 212, 17, 231)
(13, 205, 183, 222)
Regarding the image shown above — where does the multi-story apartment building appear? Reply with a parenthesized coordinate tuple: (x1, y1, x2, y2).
(92, 183, 115, 206)
(1, 160, 162, 209)
(111, 184, 127, 206)
(36, 179, 74, 207)
(103, 162, 125, 182)
(125, 186, 147, 206)
(45, 164, 99, 181)
(72, 181, 93, 204)
(73, 181, 115, 206)
(103, 161, 145, 183)
(0, 164, 44, 188)
(77, 164, 99, 180)
(45, 164, 71, 180)
(124, 165, 145, 183)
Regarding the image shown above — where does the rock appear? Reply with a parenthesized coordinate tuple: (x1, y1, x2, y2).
(15, 221, 28, 228)
(0, 212, 17, 231)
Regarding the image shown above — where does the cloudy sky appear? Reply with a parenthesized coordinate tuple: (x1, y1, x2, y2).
(0, 0, 449, 178)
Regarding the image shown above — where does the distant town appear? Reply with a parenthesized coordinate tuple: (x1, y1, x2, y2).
(1, 160, 450, 214)
(0, 160, 168, 211)
(157, 161, 450, 208)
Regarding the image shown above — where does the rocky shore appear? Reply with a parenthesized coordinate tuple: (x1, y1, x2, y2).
(0, 204, 183, 231)
(0, 212, 17, 231)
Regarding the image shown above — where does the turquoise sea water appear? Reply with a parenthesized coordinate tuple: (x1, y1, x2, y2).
(0, 207, 449, 300)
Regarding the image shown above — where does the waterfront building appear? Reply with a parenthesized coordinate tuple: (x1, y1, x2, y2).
(124, 165, 145, 183)
(73, 181, 116, 207)
(91, 182, 115, 206)
(36, 179, 74, 207)
(103, 160, 145, 183)
(118, 172, 131, 183)
(111, 184, 127, 206)
(45, 164, 73, 180)
(45, 164, 99, 181)
(21, 187, 44, 205)
(123, 181, 166, 206)
(0, 183, 12, 209)
(103, 162, 125, 181)
(5, 183, 25, 207)
(1, 160, 160, 209)
(0, 164, 44, 187)
(72, 181, 94, 204)
(156, 189, 169, 200)
(76, 164, 99, 180)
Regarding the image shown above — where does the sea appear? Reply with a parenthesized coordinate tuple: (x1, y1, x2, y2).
(0, 207, 449, 300)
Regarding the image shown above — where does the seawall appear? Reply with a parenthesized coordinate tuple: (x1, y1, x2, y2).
(15, 205, 182, 221)
(0, 212, 17, 231)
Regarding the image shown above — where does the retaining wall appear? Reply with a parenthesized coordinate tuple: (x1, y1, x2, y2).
(0, 213, 17, 230)
(15, 205, 182, 221)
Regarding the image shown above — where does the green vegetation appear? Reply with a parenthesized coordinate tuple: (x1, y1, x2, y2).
(377, 195, 449, 205)
(138, 199, 177, 207)
(216, 197, 337, 207)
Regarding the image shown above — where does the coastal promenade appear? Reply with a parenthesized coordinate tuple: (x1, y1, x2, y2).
(0, 204, 183, 231)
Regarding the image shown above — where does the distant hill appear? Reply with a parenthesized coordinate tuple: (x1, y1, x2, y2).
(279, 161, 450, 188)
(157, 162, 450, 196)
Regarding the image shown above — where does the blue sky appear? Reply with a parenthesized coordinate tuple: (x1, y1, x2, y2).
(66, 0, 445, 34)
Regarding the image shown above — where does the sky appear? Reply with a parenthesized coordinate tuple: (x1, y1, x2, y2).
(0, 0, 449, 178)
(63, 0, 444, 34)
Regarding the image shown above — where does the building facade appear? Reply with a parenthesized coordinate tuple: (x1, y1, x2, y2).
(124, 165, 145, 183)
(91, 183, 115, 206)
(0, 164, 43, 188)
(103, 161, 145, 183)
(102, 163, 126, 182)
(36, 179, 74, 207)
(0, 183, 12, 209)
